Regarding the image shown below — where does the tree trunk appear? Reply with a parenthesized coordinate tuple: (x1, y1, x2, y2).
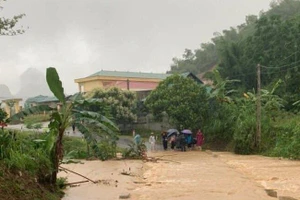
(51, 129, 64, 184)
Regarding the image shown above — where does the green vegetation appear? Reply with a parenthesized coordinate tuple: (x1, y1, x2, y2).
(44, 67, 118, 184)
(123, 141, 147, 159)
(4, 66, 119, 200)
(0, 0, 25, 36)
(63, 136, 88, 159)
(24, 114, 50, 125)
(0, 106, 8, 125)
(0, 129, 120, 199)
(168, 0, 300, 109)
(86, 87, 138, 124)
(146, 71, 300, 159)
(155, 0, 300, 160)
(145, 74, 208, 130)
(0, 129, 62, 200)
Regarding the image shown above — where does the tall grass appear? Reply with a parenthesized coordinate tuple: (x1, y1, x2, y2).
(0, 129, 53, 182)
(266, 114, 300, 159)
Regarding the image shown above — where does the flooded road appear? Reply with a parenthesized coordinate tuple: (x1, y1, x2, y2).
(59, 160, 143, 200)
(59, 151, 300, 200)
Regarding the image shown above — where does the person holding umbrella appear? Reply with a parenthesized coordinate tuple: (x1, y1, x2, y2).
(178, 132, 187, 152)
(162, 131, 168, 150)
(166, 129, 179, 150)
(170, 135, 176, 150)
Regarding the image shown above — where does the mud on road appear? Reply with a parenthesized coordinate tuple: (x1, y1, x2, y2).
(60, 150, 300, 200)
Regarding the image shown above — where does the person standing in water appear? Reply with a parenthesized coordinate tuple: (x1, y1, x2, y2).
(149, 132, 156, 152)
(196, 129, 204, 150)
(162, 131, 168, 150)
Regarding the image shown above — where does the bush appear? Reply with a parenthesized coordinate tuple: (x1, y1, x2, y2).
(63, 136, 87, 159)
(123, 140, 147, 159)
(0, 130, 53, 182)
(56, 177, 67, 190)
(93, 140, 117, 161)
(267, 115, 300, 159)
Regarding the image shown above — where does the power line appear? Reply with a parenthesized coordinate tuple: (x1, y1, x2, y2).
(261, 59, 300, 69)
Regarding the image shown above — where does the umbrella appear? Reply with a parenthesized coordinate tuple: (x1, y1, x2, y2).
(181, 129, 192, 134)
(167, 129, 179, 138)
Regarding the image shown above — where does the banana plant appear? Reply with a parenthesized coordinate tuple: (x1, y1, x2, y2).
(208, 69, 240, 103)
(45, 67, 118, 184)
(244, 79, 285, 115)
(8, 67, 118, 184)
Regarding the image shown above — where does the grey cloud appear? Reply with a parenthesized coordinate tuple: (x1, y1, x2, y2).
(0, 0, 271, 96)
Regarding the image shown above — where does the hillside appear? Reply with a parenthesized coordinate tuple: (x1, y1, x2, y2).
(0, 84, 12, 99)
(15, 68, 52, 101)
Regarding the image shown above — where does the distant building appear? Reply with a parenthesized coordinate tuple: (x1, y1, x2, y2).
(25, 95, 74, 111)
(74, 70, 171, 99)
(25, 95, 60, 109)
(0, 98, 23, 117)
(74, 70, 203, 99)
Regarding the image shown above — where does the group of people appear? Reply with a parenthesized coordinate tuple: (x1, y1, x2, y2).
(149, 129, 204, 152)
(162, 129, 204, 151)
(132, 129, 204, 152)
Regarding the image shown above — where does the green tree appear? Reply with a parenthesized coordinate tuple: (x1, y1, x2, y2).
(86, 87, 137, 124)
(145, 74, 208, 130)
(0, 0, 25, 35)
(0, 106, 7, 124)
(202, 69, 239, 142)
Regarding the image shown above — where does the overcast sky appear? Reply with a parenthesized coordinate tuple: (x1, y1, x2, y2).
(0, 0, 272, 95)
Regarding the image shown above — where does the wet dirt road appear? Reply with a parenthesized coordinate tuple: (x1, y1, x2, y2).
(60, 150, 300, 200)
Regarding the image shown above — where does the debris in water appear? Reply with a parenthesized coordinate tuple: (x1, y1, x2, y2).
(119, 193, 130, 199)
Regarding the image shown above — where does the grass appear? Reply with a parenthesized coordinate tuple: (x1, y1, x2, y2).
(23, 114, 50, 126)
(63, 136, 88, 159)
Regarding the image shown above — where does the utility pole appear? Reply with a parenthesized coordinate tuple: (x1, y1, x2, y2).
(127, 79, 130, 90)
(256, 63, 261, 149)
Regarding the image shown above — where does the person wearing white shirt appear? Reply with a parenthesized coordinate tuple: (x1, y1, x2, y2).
(149, 132, 156, 152)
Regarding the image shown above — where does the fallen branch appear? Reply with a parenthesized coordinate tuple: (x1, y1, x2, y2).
(59, 166, 96, 184)
(65, 180, 89, 186)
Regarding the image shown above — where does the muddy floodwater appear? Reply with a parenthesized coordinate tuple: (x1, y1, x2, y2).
(59, 151, 300, 200)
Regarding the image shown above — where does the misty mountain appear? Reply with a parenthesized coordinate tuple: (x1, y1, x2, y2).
(0, 84, 13, 99)
(15, 68, 52, 100)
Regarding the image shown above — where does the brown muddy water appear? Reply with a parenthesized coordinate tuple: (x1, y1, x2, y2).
(59, 151, 300, 200)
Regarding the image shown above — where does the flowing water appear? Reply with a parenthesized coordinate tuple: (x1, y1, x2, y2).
(59, 151, 300, 200)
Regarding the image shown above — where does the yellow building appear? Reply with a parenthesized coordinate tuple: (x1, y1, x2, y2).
(75, 70, 204, 100)
(74, 70, 171, 93)
(0, 98, 23, 117)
